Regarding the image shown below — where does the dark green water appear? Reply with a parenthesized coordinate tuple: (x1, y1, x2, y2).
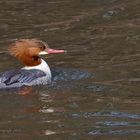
(0, 0, 140, 139)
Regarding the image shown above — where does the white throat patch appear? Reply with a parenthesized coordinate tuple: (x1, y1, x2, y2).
(39, 51, 48, 55)
(22, 59, 51, 77)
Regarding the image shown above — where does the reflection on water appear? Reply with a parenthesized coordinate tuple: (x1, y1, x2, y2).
(0, 0, 140, 139)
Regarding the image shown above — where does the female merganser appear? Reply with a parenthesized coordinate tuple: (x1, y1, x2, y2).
(0, 39, 65, 89)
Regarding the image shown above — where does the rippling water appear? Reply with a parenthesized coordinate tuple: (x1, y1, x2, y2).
(0, 0, 140, 139)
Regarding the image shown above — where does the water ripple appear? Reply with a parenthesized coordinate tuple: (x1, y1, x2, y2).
(88, 129, 140, 136)
(96, 121, 140, 126)
(68, 111, 140, 119)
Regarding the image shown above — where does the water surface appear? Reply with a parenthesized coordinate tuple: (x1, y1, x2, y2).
(0, 0, 140, 139)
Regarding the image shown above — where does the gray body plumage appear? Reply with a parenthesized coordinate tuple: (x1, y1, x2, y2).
(0, 59, 52, 89)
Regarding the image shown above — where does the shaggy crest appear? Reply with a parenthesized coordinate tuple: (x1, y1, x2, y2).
(8, 39, 49, 66)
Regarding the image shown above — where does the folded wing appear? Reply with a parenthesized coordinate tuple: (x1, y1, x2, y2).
(0, 69, 46, 85)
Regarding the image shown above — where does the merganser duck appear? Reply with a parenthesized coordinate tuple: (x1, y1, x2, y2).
(0, 39, 65, 89)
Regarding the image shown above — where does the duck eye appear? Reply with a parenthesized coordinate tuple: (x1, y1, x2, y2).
(40, 45, 46, 50)
(36, 40, 47, 50)
(38, 42, 46, 50)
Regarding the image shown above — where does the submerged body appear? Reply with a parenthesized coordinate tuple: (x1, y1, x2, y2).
(0, 39, 65, 89)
